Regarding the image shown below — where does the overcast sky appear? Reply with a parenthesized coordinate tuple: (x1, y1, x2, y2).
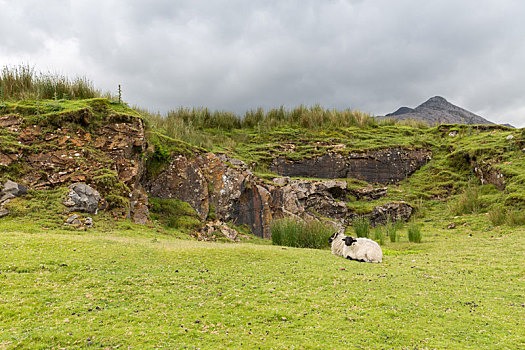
(1, 0, 524, 127)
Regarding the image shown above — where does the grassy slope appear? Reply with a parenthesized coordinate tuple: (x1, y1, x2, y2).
(1, 210, 524, 349)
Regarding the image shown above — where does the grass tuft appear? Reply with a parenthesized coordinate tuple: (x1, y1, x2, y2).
(407, 222, 423, 243)
(488, 205, 506, 226)
(506, 209, 525, 227)
(353, 216, 370, 238)
(448, 187, 482, 216)
(373, 226, 385, 245)
(270, 218, 333, 249)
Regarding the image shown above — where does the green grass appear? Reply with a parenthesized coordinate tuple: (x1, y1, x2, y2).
(0, 215, 523, 349)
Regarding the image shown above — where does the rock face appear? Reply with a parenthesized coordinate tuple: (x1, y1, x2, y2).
(473, 161, 505, 190)
(271, 177, 348, 220)
(63, 183, 101, 214)
(145, 153, 414, 238)
(270, 148, 431, 184)
(0, 106, 149, 223)
(145, 153, 274, 238)
(383, 96, 494, 125)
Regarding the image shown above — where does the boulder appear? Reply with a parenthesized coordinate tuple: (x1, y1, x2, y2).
(84, 217, 94, 228)
(1, 180, 28, 197)
(63, 183, 101, 214)
(65, 214, 82, 226)
(0, 192, 15, 204)
(197, 220, 243, 242)
(0, 208, 8, 218)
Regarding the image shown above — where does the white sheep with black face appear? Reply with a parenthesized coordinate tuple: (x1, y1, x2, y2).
(328, 231, 346, 257)
(341, 236, 383, 263)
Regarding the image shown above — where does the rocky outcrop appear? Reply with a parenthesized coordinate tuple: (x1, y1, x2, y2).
(270, 148, 431, 184)
(270, 153, 348, 179)
(145, 153, 414, 238)
(271, 177, 347, 220)
(363, 202, 413, 227)
(349, 186, 388, 201)
(145, 153, 274, 238)
(473, 161, 505, 190)
(0, 107, 149, 223)
(146, 154, 209, 220)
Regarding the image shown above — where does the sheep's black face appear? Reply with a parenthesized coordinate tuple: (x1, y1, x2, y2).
(328, 232, 339, 243)
(343, 236, 357, 246)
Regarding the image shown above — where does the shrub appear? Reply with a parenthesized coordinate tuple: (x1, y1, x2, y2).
(488, 205, 506, 226)
(407, 222, 423, 243)
(353, 216, 370, 238)
(270, 218, 333, 249)
(506, 209, 525, 227)
(373, 226, 385, 245)
(448, 187, 482, 216)
(149, 198, 201, 231)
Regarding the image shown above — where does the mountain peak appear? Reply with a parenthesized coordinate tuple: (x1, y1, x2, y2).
(418, 96, 450, 108)
(382, 96, 494, 125)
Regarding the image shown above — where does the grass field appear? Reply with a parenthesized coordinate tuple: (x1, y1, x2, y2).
(1, 212, 523, 349)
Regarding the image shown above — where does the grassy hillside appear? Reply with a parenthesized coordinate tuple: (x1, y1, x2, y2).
(1, 210, 524, 349)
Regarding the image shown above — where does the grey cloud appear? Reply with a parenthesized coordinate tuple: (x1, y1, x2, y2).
(1, 0, 525, 127)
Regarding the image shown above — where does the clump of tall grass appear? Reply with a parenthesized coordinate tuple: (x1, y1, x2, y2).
(506, 209, 525, 227)
(0, 65, 100, 100)
(270, 218, 333, 249)
(488, 205, 506, 226)
(448, 187, 482, 216)
(373, 226, 385, 245)
(407, 222, 423, 243)
(385, 216, 401, 242)
(353, 216, 370, 238)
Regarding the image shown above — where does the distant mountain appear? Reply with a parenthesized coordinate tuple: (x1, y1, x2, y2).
(382, 96, 494, 125)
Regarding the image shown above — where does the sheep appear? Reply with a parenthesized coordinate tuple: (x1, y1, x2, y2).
(328, 231, 346, 257)
(342, 236, 382, 263)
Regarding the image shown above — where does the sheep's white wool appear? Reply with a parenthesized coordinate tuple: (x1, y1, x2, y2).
(343, 237, 383, 263)
(329, 232, 346, 257)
